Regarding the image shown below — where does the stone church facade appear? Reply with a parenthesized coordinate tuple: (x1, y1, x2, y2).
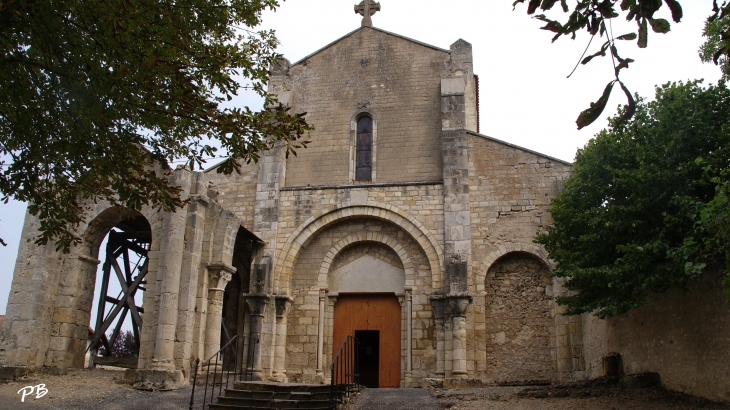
(2, 5, 729, 403)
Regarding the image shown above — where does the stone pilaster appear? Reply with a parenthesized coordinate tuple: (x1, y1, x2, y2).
(272, 295, 293, 382)
(441, 75, 471, 263)
(135, 168, 191, 388)
(175, 187, 209, 376)
(257, 57, 290, 291)
(429, 294, 447, 378)
(203, 263, 235, 365)
(441, 51, 474, 379)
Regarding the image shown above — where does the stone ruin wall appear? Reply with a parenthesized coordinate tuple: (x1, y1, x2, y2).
(582, 269, 730, 403)
(204, 160, 259, 229)
(0, 201, 166, 371)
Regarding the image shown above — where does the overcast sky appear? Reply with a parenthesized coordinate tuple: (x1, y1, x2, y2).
(0, 0, 722, 315)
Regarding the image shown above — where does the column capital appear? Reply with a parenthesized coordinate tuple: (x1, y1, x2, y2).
(275, 295, 293, 318)
(319, 288, 329, 301)
(429, 293, 447, 321)
(447, 294, 472, 317)
(207, 262, 236, 291)
(244, 294, 271, 316)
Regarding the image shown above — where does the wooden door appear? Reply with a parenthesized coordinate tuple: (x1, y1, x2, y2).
(333, 294, 401, 388)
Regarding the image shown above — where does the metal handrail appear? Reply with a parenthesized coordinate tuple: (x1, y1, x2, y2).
(189, 334, 259, 410)
(329, 335, 359, 410)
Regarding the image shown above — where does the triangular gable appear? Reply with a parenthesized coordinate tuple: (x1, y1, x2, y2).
(467, 131, 572, 166)
(291, 26, 449, 67)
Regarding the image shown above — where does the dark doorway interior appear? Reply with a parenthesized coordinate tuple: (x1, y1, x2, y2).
(221, 227, 258, 370)
(356, 330, 380, 388)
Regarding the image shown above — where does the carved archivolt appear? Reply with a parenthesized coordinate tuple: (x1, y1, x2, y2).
(274, 203, 443, 291)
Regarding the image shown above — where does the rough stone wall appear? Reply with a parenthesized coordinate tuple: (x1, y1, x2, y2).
(582, 270, 730, 403)
(283, 27, 448, 186)
(483, 253, 554, 381)
(467, 133, 571, 255)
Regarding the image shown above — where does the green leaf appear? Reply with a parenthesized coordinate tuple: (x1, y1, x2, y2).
(616, 33, 638, 40)
(541, 0, 559, 11)
(620, 0, 636, 11)
(663, 0, 683, 23)
(639, 18, 648, 48)
(560, 0, 569, 12)
(615, 81, 637, 126)
(581, 42, 609, 65)
(576, 81, 616, 130)
(527, 0, 542, 14)
(536, 15, 563, 33)
(649, 18, 671, 33)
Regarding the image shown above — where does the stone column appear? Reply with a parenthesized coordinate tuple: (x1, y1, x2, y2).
(244, 294, 270, 381)
(273, 295, 293, 382)
(449, 296, 471, 379)
(316, 288, 327, 381)
(203, 263, 235, 364)
(405, 288, 413, 386)
(429, 294, 447, 378)
(325, 294, 339, 384)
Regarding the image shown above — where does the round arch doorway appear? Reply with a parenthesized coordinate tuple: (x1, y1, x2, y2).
(333, 293, 401, 388)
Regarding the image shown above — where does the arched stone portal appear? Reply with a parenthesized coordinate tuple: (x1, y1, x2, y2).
(283, 216, 428, 386)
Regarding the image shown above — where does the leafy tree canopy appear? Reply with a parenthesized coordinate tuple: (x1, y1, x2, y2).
(0, 0, 311, 250)
(535, 80, 730, 318)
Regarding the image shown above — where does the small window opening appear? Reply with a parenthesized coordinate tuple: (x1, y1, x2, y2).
(356, 116, 373, 181)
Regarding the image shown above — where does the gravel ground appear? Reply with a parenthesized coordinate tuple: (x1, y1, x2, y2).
(0, 368, 212, 410)
(428, 384, 730, 410)
(347, 387, 441, 410)
(3, 370, 729, 410)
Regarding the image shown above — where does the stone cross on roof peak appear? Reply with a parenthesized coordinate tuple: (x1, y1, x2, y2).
(354, 0, 381, 28)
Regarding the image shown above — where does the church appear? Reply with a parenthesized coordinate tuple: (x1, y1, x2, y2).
(2, 0, 728, 402)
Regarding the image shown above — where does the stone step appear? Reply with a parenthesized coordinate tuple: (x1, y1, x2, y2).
(207, 400, 329, 410)
(217, 397, 331, 409)
(210, 381, 335, 410)
(224, 389, 330, 401)
(232, 381, 332, 394)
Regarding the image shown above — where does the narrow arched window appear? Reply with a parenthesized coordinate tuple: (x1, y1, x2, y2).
(356, 116, 373, 181)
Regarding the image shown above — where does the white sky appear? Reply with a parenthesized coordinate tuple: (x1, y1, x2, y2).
(0, 0, 722, 317)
